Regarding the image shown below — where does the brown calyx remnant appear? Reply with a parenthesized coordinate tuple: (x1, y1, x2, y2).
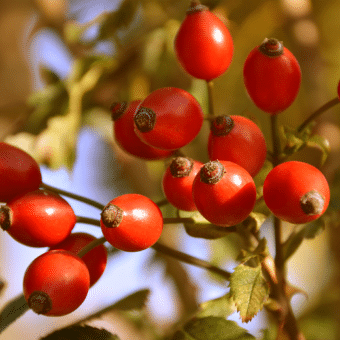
(211, 115, 235, 137)
(0, 205, 11, 231)
(300, 190, 325, 216)
(259, 38, 284, 57)
(110, 101, 128, 121)
(170, 157, 194, 177)
(187, 1, 208, 14)
(101, 204, 123, 228)
(200, 160, 225, 184)
(28, 291, 52, 315)
(134, 107, 156, 133)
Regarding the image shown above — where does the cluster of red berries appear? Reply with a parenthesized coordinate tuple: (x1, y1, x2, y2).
(0, 0, 331, 320)
(0, 142, 162, 316)
(112, 0, 330, 227)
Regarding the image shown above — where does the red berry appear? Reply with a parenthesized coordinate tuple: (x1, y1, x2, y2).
(0, 142, 42, 203)
(263, 161, 330, 224)
(100, 194, 163, 252)
(50, 232, 107, 286)
(162, 157, 203, 211)
(0, 189, 76, 247)
(192, 160, 256, 226)
(243, 38, 301, 115)
(174, 1, 233, 80)
(134, 87, 204, 150)
(112, 101, 174, 160)
(208, 115, 267, 177)
(23, 250, 90, 316)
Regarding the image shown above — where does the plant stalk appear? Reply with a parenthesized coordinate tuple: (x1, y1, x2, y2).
(152, 242, 231, 280)
(297, 97, 339, 133)
(270, 114, 305, 339)
(206, 80, 215, 117)
(77, 237, 106, 258)
(41, 183, 105, 210)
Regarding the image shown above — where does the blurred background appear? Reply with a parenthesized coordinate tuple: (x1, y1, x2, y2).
(1, 0, 340, 339)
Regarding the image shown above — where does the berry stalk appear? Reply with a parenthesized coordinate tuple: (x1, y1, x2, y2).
(269, 114, 305, 339)
(206, 80, 215, 117)
(152, 242, 231, 280)
(297, 97, 339, 133)
(77, 237, 106, 258)
(41, 183, 105, 210)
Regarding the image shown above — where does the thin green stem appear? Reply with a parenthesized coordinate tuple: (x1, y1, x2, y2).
(297, 97, 339, 133)
(273, 216, 283, 275)
(76, 216, 196, 226)
(77, 237, 106, 258)
(76, 216, 101, 226)
(0, 280, 5, 295)
(270, 114, 305, 339)
(152, 242, 231, 280)
(156, 198, 169, 208)
(172, 149, 186, 157)
(41, 183, 105, 210)
(163, 217, 195, 224)
(270, 115, 281, 167)
(206, 80, 215, 117)
(270, 114, 284, 271)
(266, 150, 274, 164)
(76, 217, 230, 280)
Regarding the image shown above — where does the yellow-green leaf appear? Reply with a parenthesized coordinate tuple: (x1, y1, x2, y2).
(196, 292, 236, 319)
(229, 264, 269, 323)
(171, 316, 255, 340)
(179, 210, 235, 239)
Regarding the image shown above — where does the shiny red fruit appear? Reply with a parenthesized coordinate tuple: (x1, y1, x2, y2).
(174, 1, 233, 80)
(0, 190, 76, 247)
(0, 142, 42, 203)
(100, 194, 163, 252)
(162, 157, 203, 211)
(112, 101, 174, 160)
(50, 232, 107, 286)
(23, 250, 90, 316)
(208, 115, 267, 177)
(337, 80, 340, 101)
(192, 160, 256, 226)
(243, 38, 301, 115)
(263, 161, 330, 224)
(134, 87, 204, 150)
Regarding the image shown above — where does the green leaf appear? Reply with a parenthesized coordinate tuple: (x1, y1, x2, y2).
(196, 292, 236, 319)
(34, 115, 79, 170)
(281, 125, 306, 156)
(259, 328, 273, 340)
(111, 289, 150, 311)
(40, 325, 120, 340)
(99, 0, 140, 40)
(179, 210, 235, 239)
(237, 238, 269, 265)
(0, 294, 29, 334)
(67, 55, 115, 85)
(240, 212, 268, 233)
(306, 134, 330, 166)
(64, 20, 86, 44)
(282, 219, 326, 261)
(83, 107, 112, 143)
(143, 27, 166, 74)
(39, 67, 61, 85)
(229, 264, 269, 323)
(26, 83, 68, 134)
(171, 316, 255, 340)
